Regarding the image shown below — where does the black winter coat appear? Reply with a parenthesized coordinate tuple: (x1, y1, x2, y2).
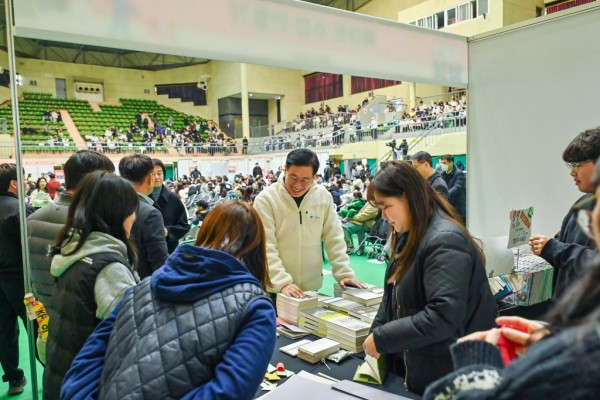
(371, 211, 497, 394)
(428, 172, 449, 200)
(131, 194, 168, 279)
(442, 168, 466, 220)
(540, 193, 597, 300)
(153, 185, 190, 253)
(0, 192, 34, 276)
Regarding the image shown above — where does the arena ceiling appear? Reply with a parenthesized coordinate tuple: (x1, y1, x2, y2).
(0, 0, 371, 71)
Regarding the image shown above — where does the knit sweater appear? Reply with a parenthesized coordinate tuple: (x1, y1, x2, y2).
(423, 325, 600, 400)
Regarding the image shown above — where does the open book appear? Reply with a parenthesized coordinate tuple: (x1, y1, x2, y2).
(353, 355, 387, 385)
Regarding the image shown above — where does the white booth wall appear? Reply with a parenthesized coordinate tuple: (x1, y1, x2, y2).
(467, 3, 600, 239)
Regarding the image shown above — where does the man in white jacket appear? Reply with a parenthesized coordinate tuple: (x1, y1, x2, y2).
(254, 149, 365, 298)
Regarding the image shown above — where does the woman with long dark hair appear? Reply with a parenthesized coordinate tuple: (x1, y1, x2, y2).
(362, 161, 497, 394)
(423, 157, 600, 399)
(62, 201, 276, 400)
(43, 171, 138, 400)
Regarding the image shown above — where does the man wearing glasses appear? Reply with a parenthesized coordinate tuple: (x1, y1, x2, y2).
(255, 149, 366, 298)
(529, 127, 599, 300)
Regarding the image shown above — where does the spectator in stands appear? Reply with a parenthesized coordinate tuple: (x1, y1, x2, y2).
(411, 151, 449, 199)
(46, 172, 60, 200)
(62, 202, 276, 400)
(28, 150, 115, 327)
(150, 159, 190, 254)
(29, 177, 51, 209)
(362, 161, 496, 394)
(43, 172, 138, 400)
(50, 110, 58, 123)
(0, 163, 35, 396)
(119, 154, 168, 279)
(440, 154, 466, 223)
(242, 137, 249, 154)
(529, 127, 599, 300)
(42, 108, 51, 122)
(254, 149, 365, 298)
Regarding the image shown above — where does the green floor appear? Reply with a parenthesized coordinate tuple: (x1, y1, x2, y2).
(4, 252, 386, 399)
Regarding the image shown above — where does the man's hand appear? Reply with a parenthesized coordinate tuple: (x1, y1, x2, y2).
(164, 227, 169, 237)
(362, 334, 380, 359)
(339, 277, 368, 289)
(281, 283, 304, 298)
(528, 235, 550, 255)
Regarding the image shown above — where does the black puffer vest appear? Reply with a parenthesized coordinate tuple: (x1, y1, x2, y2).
(98, 278, 267, 400)
(43, 251, 129, 400)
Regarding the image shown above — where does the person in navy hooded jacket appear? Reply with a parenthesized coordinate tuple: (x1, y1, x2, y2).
(61, 201, 276, 400)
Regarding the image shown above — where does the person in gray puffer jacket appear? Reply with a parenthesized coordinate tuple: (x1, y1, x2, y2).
(62, 201, 276, 400)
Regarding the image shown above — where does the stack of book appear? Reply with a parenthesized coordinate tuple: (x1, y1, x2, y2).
(333, 283, 378, 297)
(341, 288, 383, 307)
(348, 305, 380, 324)
(321, 297, 364, 314)
(326, 316, 371, 353)
(512, 255, 553, 306)
(297, 338, 340, 364)
(299, 307, 345, 337)
(276, 292, 319, 324)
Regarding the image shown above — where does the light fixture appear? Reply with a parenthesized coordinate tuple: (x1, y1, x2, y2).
(249, 93, 253, 97)
(15, 73, 23, 86)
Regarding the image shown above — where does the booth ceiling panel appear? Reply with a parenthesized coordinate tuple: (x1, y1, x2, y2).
(11, 0, 468, 86)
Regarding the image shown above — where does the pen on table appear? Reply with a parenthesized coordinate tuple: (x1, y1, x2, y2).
(317, 372, 340, 382)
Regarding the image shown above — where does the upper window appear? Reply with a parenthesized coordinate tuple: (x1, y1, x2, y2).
(304, 73, 343, 104)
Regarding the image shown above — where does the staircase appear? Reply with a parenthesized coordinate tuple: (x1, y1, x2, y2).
(59, 109, 88, 150)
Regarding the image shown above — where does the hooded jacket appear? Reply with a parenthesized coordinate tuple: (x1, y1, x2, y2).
(61, 245, 276, 400)
(254, 176, 354, 292)
(44, 232, 136, 400)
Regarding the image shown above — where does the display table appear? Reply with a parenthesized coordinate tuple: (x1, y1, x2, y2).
(254, 334, 421, 399)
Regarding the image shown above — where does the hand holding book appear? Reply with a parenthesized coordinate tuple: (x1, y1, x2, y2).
(362, 333, 380, 359)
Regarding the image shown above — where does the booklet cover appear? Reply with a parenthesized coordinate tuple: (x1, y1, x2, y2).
(353, 355, 387, 385)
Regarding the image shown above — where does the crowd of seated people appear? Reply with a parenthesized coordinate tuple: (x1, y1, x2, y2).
(394, 97, 467, 132)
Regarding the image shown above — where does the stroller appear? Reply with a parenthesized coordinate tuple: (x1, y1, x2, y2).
(355, 211, 390, 262)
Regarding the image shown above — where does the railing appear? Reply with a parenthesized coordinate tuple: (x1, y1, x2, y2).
(250, 111, 355, 138)
(546, 0, 595, 14)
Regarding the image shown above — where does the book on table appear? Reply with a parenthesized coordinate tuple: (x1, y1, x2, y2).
(322, 298, 365, 314)
(276, 292, 320, 324)
(299, 307, 346, 337)
(297, 338, 341, 364)
(348, 305, 379, 324)
(279, 339, 313, 357)
(341, 289, 383, 307)
(353, 355, 387, 385)
(277, 321, 311, 339)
